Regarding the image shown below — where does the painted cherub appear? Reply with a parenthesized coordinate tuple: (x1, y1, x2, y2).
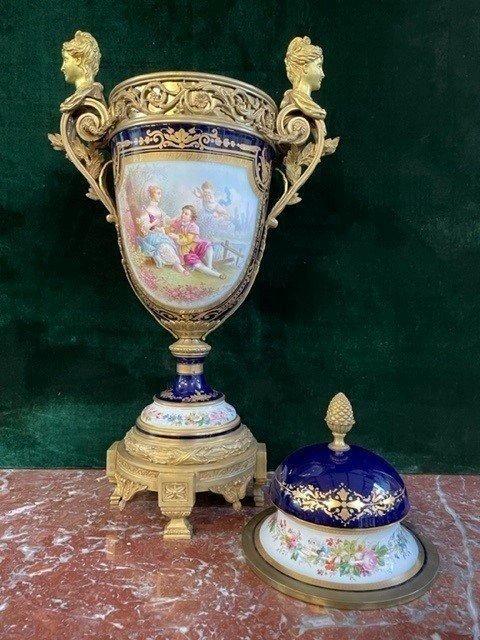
(193, 181, 231, 219)
(60, 30, 104, 112)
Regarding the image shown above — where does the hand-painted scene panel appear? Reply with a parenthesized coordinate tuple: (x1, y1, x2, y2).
(117, 159, 261, 310)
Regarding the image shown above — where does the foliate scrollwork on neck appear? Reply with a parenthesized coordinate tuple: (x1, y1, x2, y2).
(48, 31, 117, 222)
(265, 36, 339, 229)
(109, 79, 277, 139)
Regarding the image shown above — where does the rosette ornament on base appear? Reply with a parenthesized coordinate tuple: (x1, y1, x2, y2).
(49, 32, 338, 538)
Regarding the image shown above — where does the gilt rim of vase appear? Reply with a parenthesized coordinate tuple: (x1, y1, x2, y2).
(109, 71, 278, 112)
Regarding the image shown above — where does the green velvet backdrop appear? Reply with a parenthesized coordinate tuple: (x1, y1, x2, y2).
(1, 0, 480, 471)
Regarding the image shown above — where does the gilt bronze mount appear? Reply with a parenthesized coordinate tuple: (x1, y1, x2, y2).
(50, 32, 338, 538)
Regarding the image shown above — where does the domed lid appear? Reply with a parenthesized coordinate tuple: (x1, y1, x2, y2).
(270, 393, 409, 529)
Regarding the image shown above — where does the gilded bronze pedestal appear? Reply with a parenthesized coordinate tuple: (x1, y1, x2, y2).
(107, 430, 266, 539)
(103, 336, 267, 538)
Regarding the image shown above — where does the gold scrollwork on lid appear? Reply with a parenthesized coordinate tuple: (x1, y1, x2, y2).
(279, 481, 406, 527)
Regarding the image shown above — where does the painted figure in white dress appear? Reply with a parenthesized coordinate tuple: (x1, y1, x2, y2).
(135, 186, 189, 275)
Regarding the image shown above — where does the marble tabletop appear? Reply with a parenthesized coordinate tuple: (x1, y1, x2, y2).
(0, 470, 478, 640)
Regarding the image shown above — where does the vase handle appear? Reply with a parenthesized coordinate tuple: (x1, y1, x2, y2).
(48, 31, 118, 223)
(265, 36, 339, 230)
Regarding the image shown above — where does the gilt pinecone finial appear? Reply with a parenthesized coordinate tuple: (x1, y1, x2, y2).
(325, 392, 355, 452)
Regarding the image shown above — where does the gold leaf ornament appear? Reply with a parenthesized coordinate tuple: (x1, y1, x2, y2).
(68, 137, 104, 180)
(287, 193, 302, 206)
(323, 136, 340, 156)
(48, 132, 65, 151)
(285, 146, 302, 183)
(87, 146, 103, 179)
(70, 137, 89, 163)
(86, 186, 100, 201)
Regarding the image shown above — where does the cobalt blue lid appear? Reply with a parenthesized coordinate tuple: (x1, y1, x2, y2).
(269, 393, 409, 529)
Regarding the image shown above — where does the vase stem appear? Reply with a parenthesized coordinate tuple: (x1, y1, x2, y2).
(155, 338, 221, 402)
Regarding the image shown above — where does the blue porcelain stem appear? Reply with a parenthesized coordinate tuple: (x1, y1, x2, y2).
(158, 354, 222, 402)
(174, 356, 211, 396)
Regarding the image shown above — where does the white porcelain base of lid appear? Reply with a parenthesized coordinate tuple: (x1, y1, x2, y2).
(243, 507, 439, 609)
(257, 509, 424, 591)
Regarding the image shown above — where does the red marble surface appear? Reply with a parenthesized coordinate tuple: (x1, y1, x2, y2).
(0, 471, 478, 640)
